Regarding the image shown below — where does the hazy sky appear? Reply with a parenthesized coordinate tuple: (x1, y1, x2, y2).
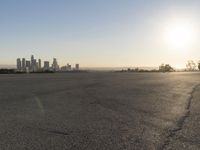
(1, 0, 200, 67)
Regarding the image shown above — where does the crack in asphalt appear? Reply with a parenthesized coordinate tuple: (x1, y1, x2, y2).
(158, 84, 200, 150)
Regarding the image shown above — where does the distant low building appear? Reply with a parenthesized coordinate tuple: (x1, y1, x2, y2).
(60, 63, 72, 71)
(61, 66, 67, 71)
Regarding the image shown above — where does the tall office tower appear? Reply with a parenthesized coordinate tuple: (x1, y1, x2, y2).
(44, 61, 50, 71)
(22, 58, 26, 71)
(31, 55, 35, 71)
(33, 59, 37, 71)
(52, 58, 59, 71)
(26, 61, 31, 70)
(31, 55, 34, 67)
(38, 59, 41, 69)
(36, 62, 39, 70)
(75, 64, 79, 70)
(67, 63, 71, 71)
(16, 58, 22, 71)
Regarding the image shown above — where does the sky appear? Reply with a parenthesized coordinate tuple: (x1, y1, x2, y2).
(0, 0, 200, 68)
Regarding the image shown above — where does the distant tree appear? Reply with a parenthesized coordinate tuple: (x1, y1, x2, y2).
(159, 64, 174, 72)
(186, 60, 196, 71)
(198, 61, 200, 71)
(159, 64, 165, 72)
(134, 67, 139, 72)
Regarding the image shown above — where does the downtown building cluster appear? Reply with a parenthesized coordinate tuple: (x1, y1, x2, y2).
(16, 55, 79, 72)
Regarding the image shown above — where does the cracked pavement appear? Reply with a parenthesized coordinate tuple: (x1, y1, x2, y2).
(0, 72, 199, 150)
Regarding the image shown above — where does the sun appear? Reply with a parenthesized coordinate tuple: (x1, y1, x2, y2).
(164, 21, 196, 51)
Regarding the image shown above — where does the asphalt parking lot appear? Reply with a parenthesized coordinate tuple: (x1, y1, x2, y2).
(0, 72, 199, 150)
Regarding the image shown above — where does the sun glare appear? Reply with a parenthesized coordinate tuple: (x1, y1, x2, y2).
(164, 21, 196, 51)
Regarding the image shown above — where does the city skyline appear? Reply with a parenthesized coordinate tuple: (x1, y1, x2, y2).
(16, 55, 79, 72)
(0, 0, 200, 68)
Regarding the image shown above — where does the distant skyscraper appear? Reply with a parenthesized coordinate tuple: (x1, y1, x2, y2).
(52, 58, 59, 71)
(36, 62, 39, 70)
(75, 64, 79, 70)
(38, 59, 41, 69)
(33, 59, 37, 71)
(44, 61, 50, 71)
(67, 63, 71, 71)
(16, 58, 22, 71)
(26, 61, 31, 70)
(22, 58, 26, 71)
(30, 55, 34, 71)
(31, 55, 34, 67)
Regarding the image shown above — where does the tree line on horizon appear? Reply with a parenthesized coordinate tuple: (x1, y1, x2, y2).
(185, 60, 200, 71)
(120, 60, 200, 73)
